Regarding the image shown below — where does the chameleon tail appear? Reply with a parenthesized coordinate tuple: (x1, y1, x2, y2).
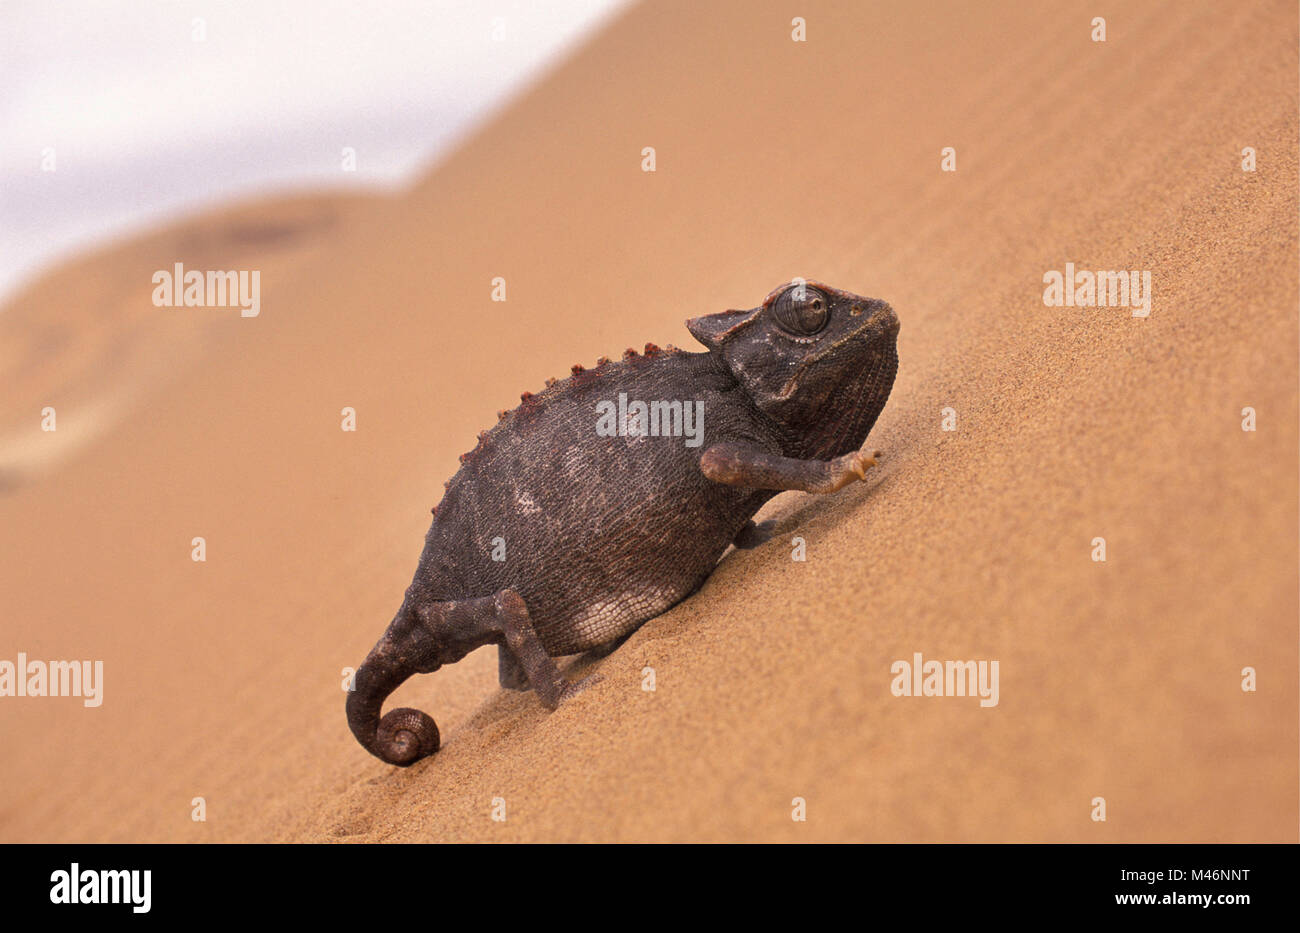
(346, 608, 441, 766)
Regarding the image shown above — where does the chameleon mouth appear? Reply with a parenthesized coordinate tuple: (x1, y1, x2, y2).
(869, 301, 900, 338)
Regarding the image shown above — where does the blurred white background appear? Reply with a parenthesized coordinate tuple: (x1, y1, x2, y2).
(0, 0, 631, 305)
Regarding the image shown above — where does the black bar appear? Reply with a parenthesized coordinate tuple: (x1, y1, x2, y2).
(3, 843, 1289, 920)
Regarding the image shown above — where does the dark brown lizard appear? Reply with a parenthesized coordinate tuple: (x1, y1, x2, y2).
(347, 280, 900, 765)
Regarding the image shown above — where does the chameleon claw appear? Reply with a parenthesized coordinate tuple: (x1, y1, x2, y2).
(844, 448, 881, 482)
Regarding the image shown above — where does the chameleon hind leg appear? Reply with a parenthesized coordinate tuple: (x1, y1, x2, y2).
(498, 643, 531, 691)
(417, 589, 586, 708)
(350, 589, 595, 766)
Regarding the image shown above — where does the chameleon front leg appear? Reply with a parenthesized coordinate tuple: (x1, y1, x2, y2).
(700, 441, 881, 494)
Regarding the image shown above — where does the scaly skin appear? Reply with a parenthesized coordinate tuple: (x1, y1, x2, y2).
(347, 280, 900, 765)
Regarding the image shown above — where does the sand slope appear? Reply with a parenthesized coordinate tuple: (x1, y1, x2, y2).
(0, 0, 1296, 842)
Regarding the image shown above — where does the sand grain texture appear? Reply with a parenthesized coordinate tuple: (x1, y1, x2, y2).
(1, 0, 1296, 842)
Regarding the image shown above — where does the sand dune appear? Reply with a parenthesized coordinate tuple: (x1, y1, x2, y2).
(0, 0, 1295, 842)
(0, 194, 373, 487)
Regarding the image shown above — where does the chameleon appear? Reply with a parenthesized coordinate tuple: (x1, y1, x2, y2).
(347, 280, 900, 765)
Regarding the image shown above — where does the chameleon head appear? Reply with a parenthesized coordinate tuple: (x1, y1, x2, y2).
(686, 280, 899, 458)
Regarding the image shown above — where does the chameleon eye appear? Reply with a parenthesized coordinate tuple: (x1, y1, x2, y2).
(773, 286, 829, 336)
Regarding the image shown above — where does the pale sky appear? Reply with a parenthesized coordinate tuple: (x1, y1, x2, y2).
(0, 0, 632, 304)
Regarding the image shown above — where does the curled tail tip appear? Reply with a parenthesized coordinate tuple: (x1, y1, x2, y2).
(347, 608, 445, 766)
(373, 707, 440, 766)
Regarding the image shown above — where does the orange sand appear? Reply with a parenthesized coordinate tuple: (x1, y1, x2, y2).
(1, 0, 1296, 842)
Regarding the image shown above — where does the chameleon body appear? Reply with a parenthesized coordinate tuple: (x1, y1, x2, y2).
(347, 281, 899, 765)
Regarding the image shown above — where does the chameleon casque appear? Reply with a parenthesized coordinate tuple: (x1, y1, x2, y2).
(347, 280, 900, 765)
